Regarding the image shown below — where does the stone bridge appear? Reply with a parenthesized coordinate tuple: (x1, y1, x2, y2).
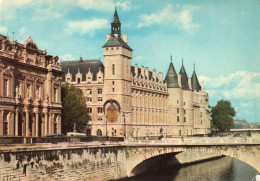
(125, 137, 260, 176)
(0, 137, 259, 180)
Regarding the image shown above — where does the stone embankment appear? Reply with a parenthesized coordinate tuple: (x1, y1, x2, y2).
(0, 137, 258, 181)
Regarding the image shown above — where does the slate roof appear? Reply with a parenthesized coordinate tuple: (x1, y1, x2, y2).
(179, 64, 190, 90)
(191, 70, 201, 91)
(61, 59, 104, 82)
(131, 66, 159, 82)
(165, 62, 180, 88)
(0, 34, 7, 40)
(102, 35, 133, 51)
(112, 8, 120, 24)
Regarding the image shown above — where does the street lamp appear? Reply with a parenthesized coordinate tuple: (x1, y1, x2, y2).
(106, 114, 108, 137)
(123, 113, 126, 140)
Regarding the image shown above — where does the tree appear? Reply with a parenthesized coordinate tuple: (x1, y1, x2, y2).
(61, 83, 90, 134)
(211, 100, 236, 132)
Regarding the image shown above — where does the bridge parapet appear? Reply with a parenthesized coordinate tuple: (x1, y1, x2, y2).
(126, 137, 260, 145)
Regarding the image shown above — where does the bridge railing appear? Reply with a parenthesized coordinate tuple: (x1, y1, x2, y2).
(127, 136, 260, 145)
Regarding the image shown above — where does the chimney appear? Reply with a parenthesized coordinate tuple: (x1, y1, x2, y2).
(158, 72, 163, 82)
(201, 81, 204, 91)
(145, 67, 149, 79)
(135, 64, 138, 76)
(178, 74, 182, 88)
(141, 66, 144, 77)
(106, 33, 111, 42)
(152, 69, 156, 80)
(188, 78, 191, 90)
(123, 34, 128, 44)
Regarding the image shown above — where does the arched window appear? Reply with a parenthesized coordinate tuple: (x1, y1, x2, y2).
(97, 129, 102, 136)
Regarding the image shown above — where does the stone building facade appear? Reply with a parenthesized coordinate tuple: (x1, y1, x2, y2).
(61, 9, 210, 138)
(0, 34, 62, 137)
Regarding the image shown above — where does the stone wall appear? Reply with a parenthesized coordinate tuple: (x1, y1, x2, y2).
(0, 146, 127, 181)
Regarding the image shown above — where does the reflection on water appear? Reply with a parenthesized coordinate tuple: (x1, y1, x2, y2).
(120, 156, 258, 181)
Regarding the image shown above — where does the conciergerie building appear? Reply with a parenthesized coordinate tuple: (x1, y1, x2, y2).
(61, 9, 211, 138)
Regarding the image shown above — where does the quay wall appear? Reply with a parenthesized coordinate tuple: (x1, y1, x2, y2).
(0, 144, 127, 181)
(0, 142, 225, 181)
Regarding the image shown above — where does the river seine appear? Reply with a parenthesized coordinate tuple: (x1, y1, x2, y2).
(120, 156, 258, 181)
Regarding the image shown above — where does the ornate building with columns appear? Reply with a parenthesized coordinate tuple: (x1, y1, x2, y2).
(0, 34, 62, 137)
(61, 9, 210, 138)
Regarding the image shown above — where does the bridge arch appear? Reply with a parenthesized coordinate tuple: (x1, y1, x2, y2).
(126, 145, 260, 176)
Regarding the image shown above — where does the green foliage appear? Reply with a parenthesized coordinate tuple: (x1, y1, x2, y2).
(211, 99, 236, 132)
(61, 83, 90, 134)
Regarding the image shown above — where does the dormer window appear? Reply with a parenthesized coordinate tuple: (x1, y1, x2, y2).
(77, 78, 80, 84)
(87, 77, 91, 83)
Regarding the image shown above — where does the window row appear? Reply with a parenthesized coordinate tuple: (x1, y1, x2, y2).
(87, 107, 103, 113)
(87, 97, 103, 102)
(86, 89, 102, 95)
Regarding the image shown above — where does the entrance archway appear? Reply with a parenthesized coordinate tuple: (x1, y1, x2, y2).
(103, 99, 121, 123)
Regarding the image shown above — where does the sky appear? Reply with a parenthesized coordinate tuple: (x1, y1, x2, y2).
(0, 0, 260, 123)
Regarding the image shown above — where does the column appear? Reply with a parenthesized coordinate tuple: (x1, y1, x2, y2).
(35, 112, 39, 137)
(0, 110, 3, 135)
(44, 112, 48, 136)
(49, 113, 52, 134)
(58, 115, 61, 134)
(15, 109, 19, 136)
(25, 109, 29, 136)
(9, 112, 15, 136)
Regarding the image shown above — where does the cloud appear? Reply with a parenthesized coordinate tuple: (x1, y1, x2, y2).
(59, 54, 77, 61)
(199, 71, 260, 99)
(0, 0, 33, 19)
(75, 0, 132, 12)
(137, 4, 200, 33)
(66, 18, 108, 35)
(0, 26, 8, 33)
(200, 71, 260, 122)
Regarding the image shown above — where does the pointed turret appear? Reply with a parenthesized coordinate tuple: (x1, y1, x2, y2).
(165, 55, 179, 88)
(111, 6, 121, 37)
(191, 64, 201, 91)
(103, 7, 132, 51)
(179, 59, 190, 90)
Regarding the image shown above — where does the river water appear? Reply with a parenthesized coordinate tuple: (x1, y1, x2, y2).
(120, 156, 258, 181)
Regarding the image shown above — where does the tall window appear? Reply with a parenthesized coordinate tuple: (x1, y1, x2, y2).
(97, 107, 103, 113)
(184, 117, 186, 123)
(87, 89, 92, 95)
(177, 116, 179, 122)
(3, 113, 8, 135)
(77, 78, 81, 84)
(177, 109, 179, 114)
(97, 129, 102, 136)
(98, 89, 102, 94)
(98, 97, 102, 102)
(3, 79, 8, 97)
(87, 97, 92, 102)
(54, 116, 57, 133)
(200, 112, 202, 118)
(36, 86, 41, 99)
(54, 88, 57, 102)
(184, 110, 186, 114)
(87, 107, 92, 113)
(112, 64, 115, 75)
(179, 130, 181, 136)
